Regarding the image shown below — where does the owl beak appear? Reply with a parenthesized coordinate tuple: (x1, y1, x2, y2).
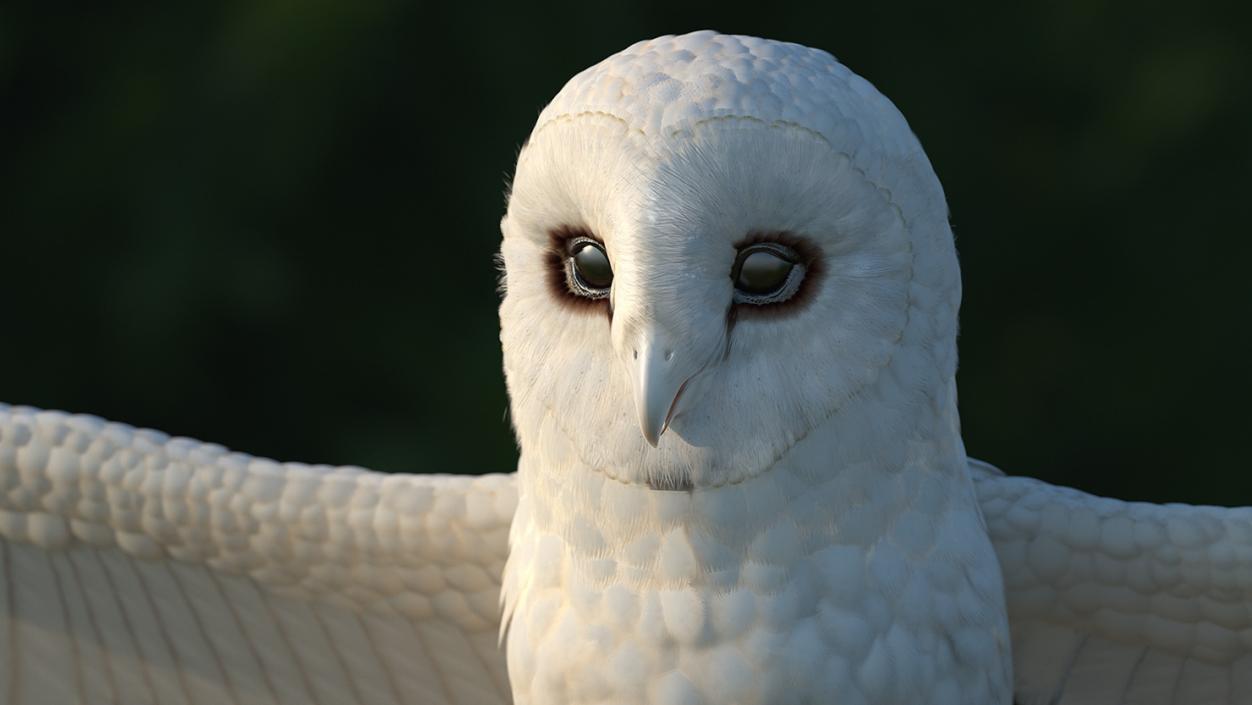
(627, 333, 688, 448)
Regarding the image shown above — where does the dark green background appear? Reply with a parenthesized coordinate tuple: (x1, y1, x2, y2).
(2, 2, 1248, 505)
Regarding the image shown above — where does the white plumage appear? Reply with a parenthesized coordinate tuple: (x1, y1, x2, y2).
(1, 30, 1249, 705)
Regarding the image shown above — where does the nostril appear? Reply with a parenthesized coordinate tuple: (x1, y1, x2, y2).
(633, 349, 638, 360)
(664, 350, 674, 361)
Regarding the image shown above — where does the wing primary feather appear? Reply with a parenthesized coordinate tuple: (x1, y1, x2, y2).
(1176, 657, 1230, 704)
(418, 619, 509, 705)
(1124, 649, 1185, 705)
(409, 614, 458, 704)
(2, 539, 15, 705)
(472, 630, 512, 701)
(86, 548, 160, 705)
(309, 603, 370, 705)
(1054, 632, 1089, 703)
(352, 611, 406, 705)
(1168, 657, 1185, 705)
(164, 561, 244, 705)
(268, 597, 356, 703)
(1232, 654, 1252, 701)
(1118, 646, 1148, 705)
(253, 585, 325, 705)
(12, 543, 77, 704)
(60, 550, 121, 704)
(251, 586, 323, 705)
(120, 553, 195, 705)
(45, 550, 88, 704)
(203, 568, 281, 704)
(359, 612, 442, 705)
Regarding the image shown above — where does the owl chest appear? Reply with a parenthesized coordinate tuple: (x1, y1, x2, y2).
(503, 504, 1012, 705)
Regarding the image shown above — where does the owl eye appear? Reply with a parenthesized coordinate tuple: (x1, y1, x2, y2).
(566, 237, 613, 298)
(732, 242, 803, 305)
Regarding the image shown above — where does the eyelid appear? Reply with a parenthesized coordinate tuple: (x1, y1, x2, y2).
(566, 235, 603, 255)
(737, 241, 799, 263)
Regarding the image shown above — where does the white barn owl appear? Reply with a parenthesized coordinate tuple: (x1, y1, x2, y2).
(0, 30, 1249, 705)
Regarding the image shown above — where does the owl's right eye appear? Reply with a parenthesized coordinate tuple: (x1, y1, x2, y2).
(731, 241, 803, 305)
(565, 237, 613, 299)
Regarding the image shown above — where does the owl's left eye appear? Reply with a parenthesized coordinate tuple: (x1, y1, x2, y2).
(732, 242, 804, 305)
(565, 237, 613, 299)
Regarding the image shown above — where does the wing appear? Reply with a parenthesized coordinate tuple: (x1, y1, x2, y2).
(0, 404, 518, 705)
(971, 459, 1252, 705)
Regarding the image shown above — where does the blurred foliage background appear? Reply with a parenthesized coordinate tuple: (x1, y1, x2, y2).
(1, 1, 1248, 505)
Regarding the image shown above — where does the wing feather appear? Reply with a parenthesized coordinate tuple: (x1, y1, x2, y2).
(972, 461, 1252, 705)
(0, 404, 516, 705)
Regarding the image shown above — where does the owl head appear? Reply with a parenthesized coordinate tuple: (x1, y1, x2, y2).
(499, 31, 962, 491)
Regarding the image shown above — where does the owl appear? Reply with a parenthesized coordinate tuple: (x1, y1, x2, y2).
(0, 30, 1248, 705)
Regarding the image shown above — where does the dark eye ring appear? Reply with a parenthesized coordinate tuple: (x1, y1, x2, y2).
(731, 242, 804, 305)
(565, 237, 613, 299)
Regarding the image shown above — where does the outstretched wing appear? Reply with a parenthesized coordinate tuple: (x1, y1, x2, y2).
(971, 460, 1252, 705)
(0, 404, 517, 705)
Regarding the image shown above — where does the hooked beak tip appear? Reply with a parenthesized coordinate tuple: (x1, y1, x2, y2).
(641, 419, 666, 448)
(630, 338, 684, 449)
(638, 377, 688, 448)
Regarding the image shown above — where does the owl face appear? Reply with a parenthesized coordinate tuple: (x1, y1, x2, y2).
(498, 33, 962, 490)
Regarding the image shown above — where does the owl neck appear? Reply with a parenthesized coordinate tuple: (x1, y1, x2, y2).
(505, 374, 979, 601)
